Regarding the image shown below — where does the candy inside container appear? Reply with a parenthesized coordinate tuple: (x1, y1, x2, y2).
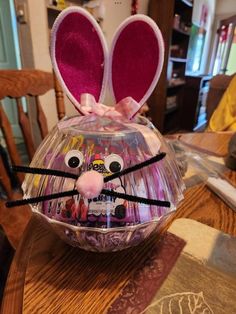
(22, 115, 184, 251)
(8, 7, 185, 252)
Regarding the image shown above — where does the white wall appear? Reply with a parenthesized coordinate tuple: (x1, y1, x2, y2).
(216, 0, 236, 15)
(192, 0, 216, 74)
(27, 0, 77, 131)
(103, 0, 149, 46)
(27, 0, 58, 130)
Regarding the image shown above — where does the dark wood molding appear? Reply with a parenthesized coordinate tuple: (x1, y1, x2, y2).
(148, 0, 175, 132)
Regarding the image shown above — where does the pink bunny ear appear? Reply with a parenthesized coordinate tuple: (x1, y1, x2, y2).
(110, 15, 164, 110)
(51, 7, 108, 114)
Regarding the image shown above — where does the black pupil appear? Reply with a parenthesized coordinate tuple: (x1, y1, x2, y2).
(109, 161, 121, 173)
(68, 156, 80, 168)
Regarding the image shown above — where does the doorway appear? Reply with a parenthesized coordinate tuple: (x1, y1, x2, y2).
(212, 15, 236, 75)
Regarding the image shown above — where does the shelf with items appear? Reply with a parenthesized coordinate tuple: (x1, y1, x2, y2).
(47, 0, 104, 30)
(147, 0, 194, 133)
(164, 85, 185, 133)
(180, 0, 193, 8)
(47, 5, 63, 12)
(173, 26, 190, 36)
(163, 0, 193, 133)
(164, 82, 185, 133)
(46, 1, 85, 38)
(165, 106, 179, 115)
(46, 1, 84, 30)
(170, 57, 187, 63)
(166, 94, 178, 111)
(171, 34, 190, 59)
(174, 1, 192, 26)
(169, 62, 187, 84)
(173, 17, 191, 36)
(169, 0, 193, 78)
(47, 0, 84, 10)
(168, 78, 186, 89)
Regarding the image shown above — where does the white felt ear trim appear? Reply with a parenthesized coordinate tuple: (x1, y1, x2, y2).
(51, 7, 108, 114)
(109, 14, 164, 107)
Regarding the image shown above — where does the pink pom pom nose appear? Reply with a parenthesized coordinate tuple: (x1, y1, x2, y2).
(76, 170, 104, 199)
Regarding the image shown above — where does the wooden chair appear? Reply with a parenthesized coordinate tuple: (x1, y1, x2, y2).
(206, 74, 234, 122)
(0, 69, 65, 199)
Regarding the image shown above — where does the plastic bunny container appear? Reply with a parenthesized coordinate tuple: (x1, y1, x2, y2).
(8, 7, 185, 252)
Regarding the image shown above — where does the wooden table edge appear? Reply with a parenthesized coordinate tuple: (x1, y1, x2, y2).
(1, 216, 38, 314)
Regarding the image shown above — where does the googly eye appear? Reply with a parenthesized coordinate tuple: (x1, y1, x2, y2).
(104, 154, 124, 173)
(65, 150, 84, 168)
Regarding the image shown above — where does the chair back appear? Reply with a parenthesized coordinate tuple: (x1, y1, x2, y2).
(0, 69, 65, 198)
(206, 74, 234, 121)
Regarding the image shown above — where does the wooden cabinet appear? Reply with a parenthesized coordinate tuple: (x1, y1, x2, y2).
(148, 0, 196, 133)
(148, 0, 175, 132)
(170, 0, 192, 80)
(180, 75, 211, 131)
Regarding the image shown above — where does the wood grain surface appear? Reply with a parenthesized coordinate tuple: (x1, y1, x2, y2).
(0, 70, 54, 99)
(1, 132, 236, 313)
(2, 216, 164, 314)
(0, 192, 32, 249)
(178, 131, 232, 157)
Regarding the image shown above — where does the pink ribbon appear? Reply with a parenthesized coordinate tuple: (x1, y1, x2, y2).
(59, 93, 142, 129)
(80, 93, 141, 119)
(57, 93, 162, 157)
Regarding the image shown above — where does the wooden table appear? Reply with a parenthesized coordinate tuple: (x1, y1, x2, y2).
(1, 132, 236, 313)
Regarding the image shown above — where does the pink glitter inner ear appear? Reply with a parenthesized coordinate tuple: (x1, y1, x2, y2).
(55, 12, 105, 102)
(112, 21, 160, 104)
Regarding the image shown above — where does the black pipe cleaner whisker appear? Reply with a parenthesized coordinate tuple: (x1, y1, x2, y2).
(6, 190, 79, 208)
(101, 189, 171, 208)
(12, 165, 78, 180)
(7, 152, 169, 208)
(6, 188, 170, 208)
(104, 152, 166, 183)
(12, 153, 166, 183)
